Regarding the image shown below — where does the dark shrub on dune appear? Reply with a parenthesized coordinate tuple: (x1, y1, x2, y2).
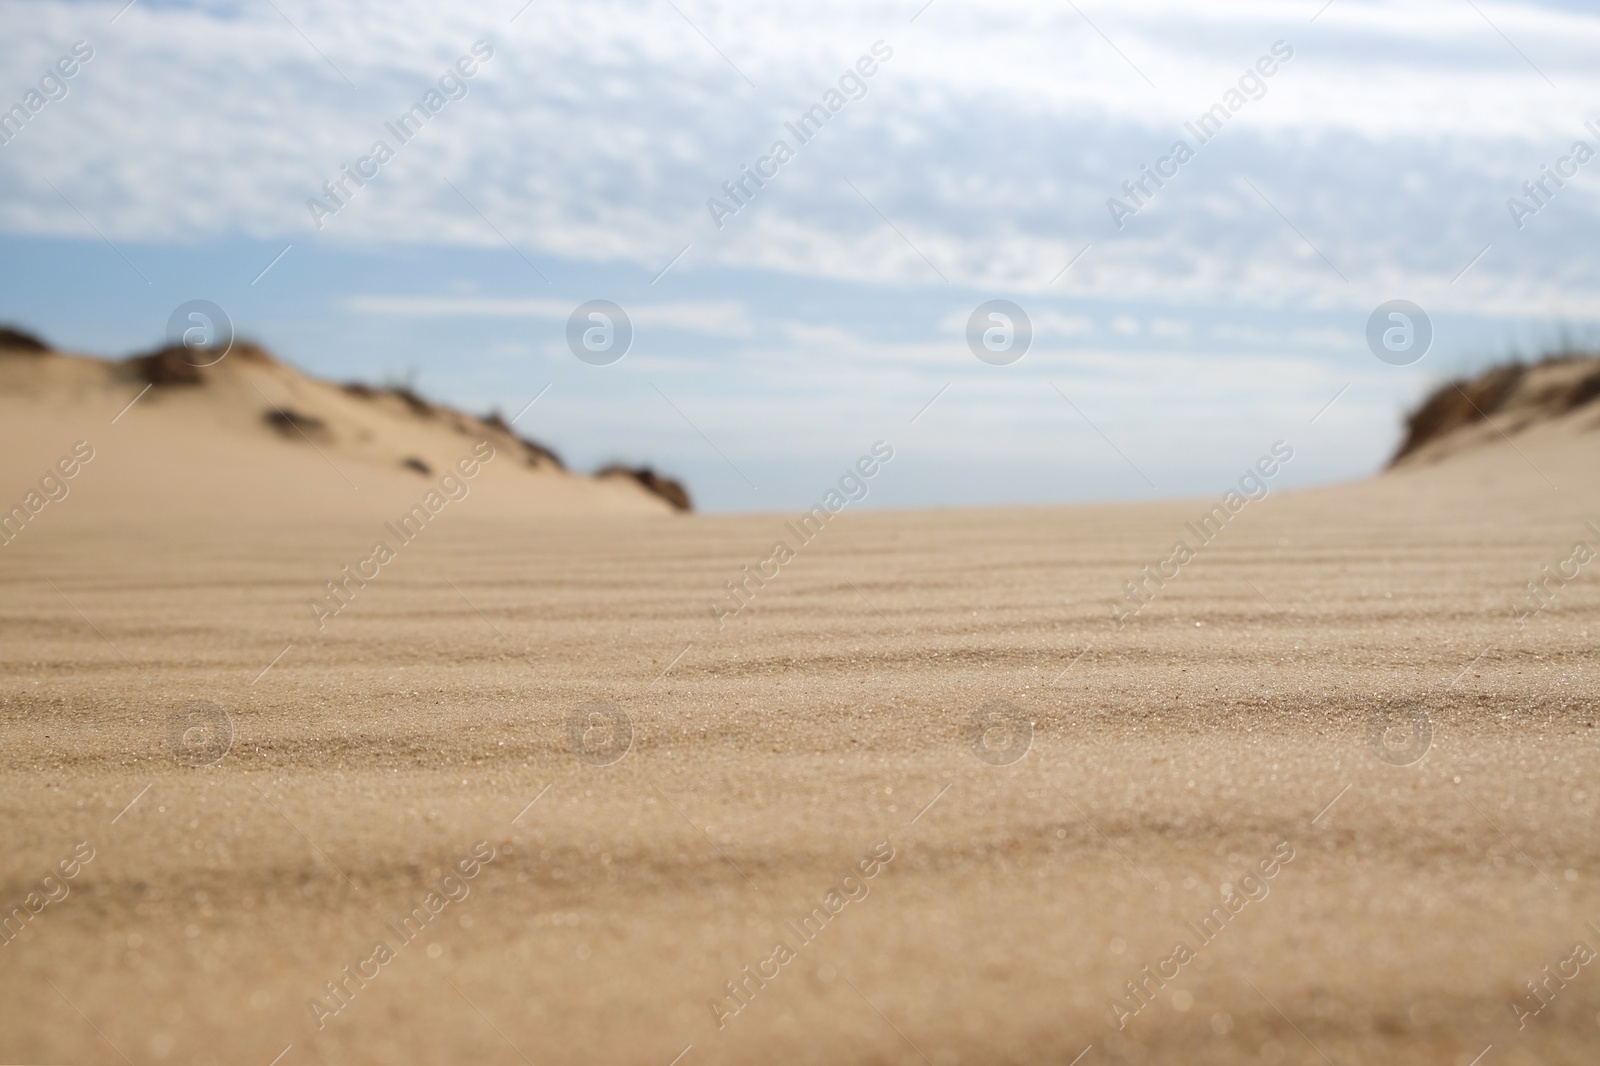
(126, 346, 208, 385)
(597, 465, 692, 512)
(1392, 365, 1523, 463)
(0, 325, 50, 352)
(263, 408, 331, 441)
(482, 411, 566, 470)
(1390, 352, 1600, 465)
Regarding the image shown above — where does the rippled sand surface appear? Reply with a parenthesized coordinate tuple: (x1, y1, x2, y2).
(3, 419, 1598, 1065)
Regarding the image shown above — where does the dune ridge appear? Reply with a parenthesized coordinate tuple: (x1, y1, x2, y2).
(1389, 351, 1600, 467)
(0, 328, 691, 525)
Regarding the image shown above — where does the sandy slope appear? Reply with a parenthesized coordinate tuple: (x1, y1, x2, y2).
(1, 358, 1599, 1066)
(0, 346, 677, 524)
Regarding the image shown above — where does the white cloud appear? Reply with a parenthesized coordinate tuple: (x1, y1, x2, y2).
(344, 295, 754, 335)
(1036, 311, 1095, 336)
(346, 296, 571, 318)
(1, 0, 1598, 313)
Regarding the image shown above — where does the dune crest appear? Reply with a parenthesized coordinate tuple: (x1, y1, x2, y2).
(0, 330, 690, 524)
(1389, 352, 1600, 468)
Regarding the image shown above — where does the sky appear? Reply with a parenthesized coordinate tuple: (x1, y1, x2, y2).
(2, 0, 1598, 512)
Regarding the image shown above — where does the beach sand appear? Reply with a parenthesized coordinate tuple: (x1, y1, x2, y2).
(2, 352, 1598, 1065)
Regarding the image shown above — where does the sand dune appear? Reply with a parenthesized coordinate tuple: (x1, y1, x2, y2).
(2, 347, 1599, 1065)
(1391, 352, 1600, 468)
(0, 337, 687, 534)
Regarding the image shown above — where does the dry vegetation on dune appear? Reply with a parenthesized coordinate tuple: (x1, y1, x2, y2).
(1390, 350, 1600, 466)
(0, 326, 692, 514)
(0, 325, 50, 352)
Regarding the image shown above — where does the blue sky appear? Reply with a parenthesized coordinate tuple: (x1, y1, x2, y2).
(3, 0, 1598, 511)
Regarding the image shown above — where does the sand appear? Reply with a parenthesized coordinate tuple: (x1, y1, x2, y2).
(2, 352, 1598, 1066)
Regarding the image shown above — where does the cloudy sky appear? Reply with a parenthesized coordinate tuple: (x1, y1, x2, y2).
(3, 0, 1598, 510)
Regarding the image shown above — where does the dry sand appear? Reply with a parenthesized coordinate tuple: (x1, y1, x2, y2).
(2, 351, 1599, 1066)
